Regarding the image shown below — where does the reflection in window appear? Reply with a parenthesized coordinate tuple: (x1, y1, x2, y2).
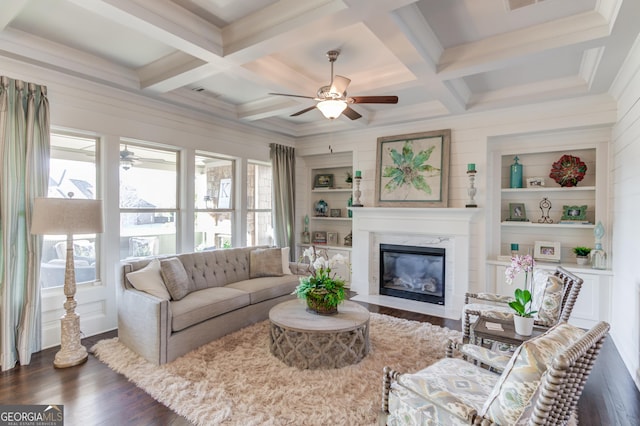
(119, 142, 178, 259)
(41, 133, 99, 288)
(247, 161, 273, 246)
(195, 154, 234, 250)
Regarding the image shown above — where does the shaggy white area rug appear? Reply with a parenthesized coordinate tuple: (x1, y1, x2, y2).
(92, 313, 461, 426)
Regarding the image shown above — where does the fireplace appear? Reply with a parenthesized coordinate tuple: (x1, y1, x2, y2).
(379, 244, 445, 305)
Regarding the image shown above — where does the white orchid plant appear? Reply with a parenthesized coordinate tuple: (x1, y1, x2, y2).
(505, 254, 537, 318)
(293, 246, 347, 308)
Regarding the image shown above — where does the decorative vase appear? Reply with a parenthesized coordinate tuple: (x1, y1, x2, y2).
(510, 156, 523, 188)
(305, 290, 338, 315)
(513, 315, 534, 336)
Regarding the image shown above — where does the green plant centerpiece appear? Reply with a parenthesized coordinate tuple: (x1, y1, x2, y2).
(508, 288, 538, 318)
(294, 246, 347, 315)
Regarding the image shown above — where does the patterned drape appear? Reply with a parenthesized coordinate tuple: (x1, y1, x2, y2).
(0, 76, 50, 370)
(270, 144, 295, 259)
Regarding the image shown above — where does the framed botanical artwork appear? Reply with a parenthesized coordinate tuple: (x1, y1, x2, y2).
(534, 241, 561, 262)
(508, 203, 527, 221)
(561, 205, 587, 221)
(374, 129, 451, 207)
(313, 174, 333, 189)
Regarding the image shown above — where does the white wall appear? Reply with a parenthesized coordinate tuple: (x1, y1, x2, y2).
(296, 95, 617, 304)
(610, 34, 640, 390)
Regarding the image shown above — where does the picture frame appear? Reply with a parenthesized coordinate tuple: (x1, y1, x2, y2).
(313, 174, 334, 189)
(329, 208, 341, 218)
(327, 232, 338, 246)
(561, 205, 587, 221)
(508, 202, 528, 221)
(374, 129, 451, 207)
(312, 231, 327, 244)
(534, 241, 561, 262)
(526, 177, 545, 188)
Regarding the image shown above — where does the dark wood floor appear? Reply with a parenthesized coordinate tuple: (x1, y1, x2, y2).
(1, 302, 639, 425)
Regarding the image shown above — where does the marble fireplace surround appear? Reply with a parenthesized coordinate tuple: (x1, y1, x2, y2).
(350, 207, 480, 319)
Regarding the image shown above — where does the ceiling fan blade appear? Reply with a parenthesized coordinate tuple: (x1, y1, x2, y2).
(269, 92, 315, 100)
(342, 106, 362, 120)
(290, 105, 317, 117)
(330, 75, 351, 96)
(350, 95, 398, 104)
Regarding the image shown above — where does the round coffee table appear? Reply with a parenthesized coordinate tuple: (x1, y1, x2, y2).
(268, 299, 370, 369)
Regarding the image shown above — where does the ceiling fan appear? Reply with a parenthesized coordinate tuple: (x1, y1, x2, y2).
(269, 50, 398, 120)
(120, 145, 140, 170)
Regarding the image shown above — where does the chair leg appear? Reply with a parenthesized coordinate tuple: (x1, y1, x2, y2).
(381, 366, 400, 414)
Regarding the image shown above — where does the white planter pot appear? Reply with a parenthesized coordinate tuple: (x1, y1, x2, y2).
(513, 315, 535, 336)
(576, 256, 589, 265)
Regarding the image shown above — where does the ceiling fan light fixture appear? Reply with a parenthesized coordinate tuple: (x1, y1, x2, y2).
(317, 99, 347, 119)
(120, 158, 134, 171)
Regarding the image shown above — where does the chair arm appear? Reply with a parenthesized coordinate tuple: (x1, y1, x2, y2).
(383, 367, 479, 422)
(465, 292, 513, 304)
(117, 288, 170, 365)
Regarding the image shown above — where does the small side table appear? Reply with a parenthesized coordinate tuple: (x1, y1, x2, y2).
(472, 318, 545, 348)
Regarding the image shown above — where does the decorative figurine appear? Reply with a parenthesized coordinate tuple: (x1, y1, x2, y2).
(344, 231, 352, 247)
(538, 197, 553, 223)
(590, 221, 607, 270)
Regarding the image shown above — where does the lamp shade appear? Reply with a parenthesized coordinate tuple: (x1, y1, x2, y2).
(317, 100, 347, 119)
(31, 198, 103, 235)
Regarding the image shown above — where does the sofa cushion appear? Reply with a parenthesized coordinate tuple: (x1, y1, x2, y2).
(170, 287, 251, 332)
(226, 275, 300, 304)
(281, 247, 293, 275)
(126, 258, 171, 300)
(481, 322, 585, 424)
(160, 257, 192, 300)
(250, 248, 284, 278)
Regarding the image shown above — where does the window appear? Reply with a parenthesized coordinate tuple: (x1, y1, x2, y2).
(247, 161, 273, 246)
(119, 142, 178, 259)
(40, 133, 99, 288)
(194, 154, 234, 250)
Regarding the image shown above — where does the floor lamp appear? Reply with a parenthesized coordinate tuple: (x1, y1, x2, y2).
(31, 197, 103, 368)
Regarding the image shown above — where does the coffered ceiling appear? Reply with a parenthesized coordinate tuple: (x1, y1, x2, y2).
(1, 0, 638, 136)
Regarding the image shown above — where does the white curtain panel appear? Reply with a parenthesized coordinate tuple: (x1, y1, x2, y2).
(0, 76, 50, 370)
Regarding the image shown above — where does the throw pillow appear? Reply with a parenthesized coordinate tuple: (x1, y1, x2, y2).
(531, 270, 565, 326)
(281, 247, 293, 275)
(250, 248, 284, 278)
(126, 258, 171, 300)
(160, 257, 191, 301)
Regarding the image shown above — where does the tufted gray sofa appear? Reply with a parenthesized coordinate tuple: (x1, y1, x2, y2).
(118, 246, 308, 365)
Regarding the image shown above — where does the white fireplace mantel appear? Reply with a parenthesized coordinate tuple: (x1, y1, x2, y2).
(349, 207, 481, 319)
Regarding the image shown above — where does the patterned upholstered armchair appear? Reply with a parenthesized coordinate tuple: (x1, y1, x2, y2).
(381, 321, 609, 425)
(462, 266, 583, 342)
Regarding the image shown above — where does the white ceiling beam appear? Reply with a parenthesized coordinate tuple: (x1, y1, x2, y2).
(68, 0, 225, 64)
(0, 28, 140, 90)
(0, 0, 28, 31)
(137, 51, 216, 93)
(237, 97, 305, 121)
(364, 8, 468, 113)
(438, 11, 611, 80)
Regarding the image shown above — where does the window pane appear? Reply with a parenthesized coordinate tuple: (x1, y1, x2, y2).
(195, 155, 233, 210)
(120, 212, 176, 258)
(42, 134, 98, 288)
(119, 143, 178, 259)
(246, 211, 273, 246)
(195, 212, 232, 250)
(247, 161, 272, 246)
(247, 162, 272, 210)
(119, 144, 177, 209)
